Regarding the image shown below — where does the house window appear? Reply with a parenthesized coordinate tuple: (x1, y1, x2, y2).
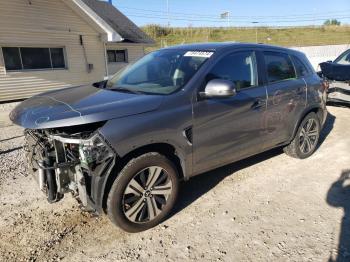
(107, 49, 128, 63)
(2, 47, 66, 71)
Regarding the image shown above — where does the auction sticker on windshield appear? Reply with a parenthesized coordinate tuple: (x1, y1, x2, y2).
(184, 51, 214, 58)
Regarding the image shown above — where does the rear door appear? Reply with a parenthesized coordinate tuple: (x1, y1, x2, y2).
(261, 51, 307, 148)
(192, 50, 268, 174)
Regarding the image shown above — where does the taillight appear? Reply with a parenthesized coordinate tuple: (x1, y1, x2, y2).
(321, 80, 329, 93)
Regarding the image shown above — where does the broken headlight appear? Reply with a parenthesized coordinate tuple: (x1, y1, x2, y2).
(79, 134, 115, 170)
(49, 132, 116, 176)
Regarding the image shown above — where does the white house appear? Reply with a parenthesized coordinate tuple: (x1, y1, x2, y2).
(0, 0, 154, 102)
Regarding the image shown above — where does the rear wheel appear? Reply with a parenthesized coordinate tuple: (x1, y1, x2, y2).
(107, 152, 179, 232)
(284, 112, 321, 159)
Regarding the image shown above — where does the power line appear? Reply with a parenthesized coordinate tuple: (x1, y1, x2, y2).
(126, 12, 350, 22)
(117, 5, 350, 20)
(122, 13, 350, 24)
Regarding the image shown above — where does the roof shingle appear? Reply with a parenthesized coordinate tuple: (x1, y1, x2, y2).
(82, 0, 154, 44)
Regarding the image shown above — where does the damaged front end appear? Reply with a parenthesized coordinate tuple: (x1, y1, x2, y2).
(24, 123, 116, 212)
(327, 80, 350, 104)
(319, 61, 350, 104)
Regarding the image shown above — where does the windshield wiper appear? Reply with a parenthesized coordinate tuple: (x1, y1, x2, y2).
(109, 87, 144, 94)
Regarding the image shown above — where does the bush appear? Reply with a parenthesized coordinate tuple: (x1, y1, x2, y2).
(142, 24, 172, 38)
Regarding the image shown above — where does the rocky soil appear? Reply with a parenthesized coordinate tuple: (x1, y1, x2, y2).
(0, 105, 349, 262)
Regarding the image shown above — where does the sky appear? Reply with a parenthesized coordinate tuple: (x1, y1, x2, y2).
(111, 0, 350, 27)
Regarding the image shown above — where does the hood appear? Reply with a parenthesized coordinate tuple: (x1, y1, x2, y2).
(319, 62, 350, 81)
(10, 85, 164, 129)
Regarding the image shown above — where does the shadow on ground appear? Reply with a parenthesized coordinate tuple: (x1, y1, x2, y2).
(172, 147, 281, 218)
(319, 112, 336, 147)
(171, 112, 336, 219)
(0, 146, 23, 155)
(327, 170, 350, 262)
(0, 135, 24, 143)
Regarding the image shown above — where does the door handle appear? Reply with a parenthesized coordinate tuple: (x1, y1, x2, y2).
(251, 98, 265, 110)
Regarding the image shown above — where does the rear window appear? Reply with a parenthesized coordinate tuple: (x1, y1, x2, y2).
(264, 52, 296, 83)
(291, 56, 310, 77)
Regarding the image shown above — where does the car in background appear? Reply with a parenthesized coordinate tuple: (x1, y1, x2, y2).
(319, 49, 350, 104)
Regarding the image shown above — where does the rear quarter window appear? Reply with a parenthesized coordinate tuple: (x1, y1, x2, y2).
(291, 55, 311, 78)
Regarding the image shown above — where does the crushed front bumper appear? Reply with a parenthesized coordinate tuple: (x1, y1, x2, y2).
(24, 130, 116, 212)
(327, 81, 350, 104)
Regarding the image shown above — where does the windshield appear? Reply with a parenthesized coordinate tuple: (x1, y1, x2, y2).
(106, 49, 213, 95)
(334, 49, 350, 65)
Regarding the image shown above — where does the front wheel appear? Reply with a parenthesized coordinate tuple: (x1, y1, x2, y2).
(107, 152, 179, 232)
(284, 112, 321, 159)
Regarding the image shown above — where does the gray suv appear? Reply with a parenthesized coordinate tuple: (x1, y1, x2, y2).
(10, 43, 328, 232)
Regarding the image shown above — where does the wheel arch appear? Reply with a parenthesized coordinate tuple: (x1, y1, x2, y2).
(290, 105, 325, 143)
(100, 142, 185, 213)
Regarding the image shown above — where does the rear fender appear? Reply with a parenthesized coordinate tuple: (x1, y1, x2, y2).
(289, 105, 326, 143)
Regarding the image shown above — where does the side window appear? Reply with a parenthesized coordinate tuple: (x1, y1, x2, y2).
(207, 51, 257, 90)
(264, 52, 296, 83)
(292, 56, 309, 77)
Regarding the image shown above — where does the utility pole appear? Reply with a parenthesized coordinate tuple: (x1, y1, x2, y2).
(227, 11, 230, 28)
(252, 21, 259, 43)
(220, 11, 230, 28)
(167, 0, 170, 27)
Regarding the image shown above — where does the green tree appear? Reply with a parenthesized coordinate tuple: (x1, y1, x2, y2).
(324, 19, 341, 26)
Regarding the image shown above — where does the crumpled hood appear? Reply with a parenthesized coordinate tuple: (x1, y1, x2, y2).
(320, 62, 350, 81)
(10, 85, 164, 129)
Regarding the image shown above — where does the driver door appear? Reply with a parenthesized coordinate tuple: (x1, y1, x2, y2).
(192, 50, 267, 174)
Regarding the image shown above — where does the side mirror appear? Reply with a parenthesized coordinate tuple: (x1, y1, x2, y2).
(92, 80, 107, 88)
(326, 60, 332, 63)
(200, 79, 236, 98)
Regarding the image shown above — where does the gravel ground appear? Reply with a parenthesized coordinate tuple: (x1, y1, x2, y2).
(0, 105, 349, 262)
(0, 102, 19, 112)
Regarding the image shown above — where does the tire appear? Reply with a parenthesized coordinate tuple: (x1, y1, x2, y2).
(283, 112, 321, 159)
(107, 152, 179, 232)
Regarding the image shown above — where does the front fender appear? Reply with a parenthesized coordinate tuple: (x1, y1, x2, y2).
(92, 102, 193, 212)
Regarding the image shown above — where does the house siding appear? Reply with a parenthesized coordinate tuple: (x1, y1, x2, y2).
(0, 0, 106, 102)
(106, 43, 145, 75)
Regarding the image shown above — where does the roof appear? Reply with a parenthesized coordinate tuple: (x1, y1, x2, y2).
(164, 42, 238, 51)
(81, 0, 154, 44)
(164, 42, 299, 53)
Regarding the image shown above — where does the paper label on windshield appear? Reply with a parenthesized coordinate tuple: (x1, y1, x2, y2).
(184, 51, 214, 58)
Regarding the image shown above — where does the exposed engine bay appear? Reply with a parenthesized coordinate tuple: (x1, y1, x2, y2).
(24, 123, 116, 211)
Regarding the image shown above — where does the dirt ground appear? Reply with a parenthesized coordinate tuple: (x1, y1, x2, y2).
(0, 105, 349, 262)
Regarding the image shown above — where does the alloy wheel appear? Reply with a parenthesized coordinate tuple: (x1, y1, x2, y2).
(299, 118, 319, 154)
(122, 166, 173, 223)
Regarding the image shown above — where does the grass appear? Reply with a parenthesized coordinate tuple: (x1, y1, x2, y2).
(142, 25, 350, 51)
